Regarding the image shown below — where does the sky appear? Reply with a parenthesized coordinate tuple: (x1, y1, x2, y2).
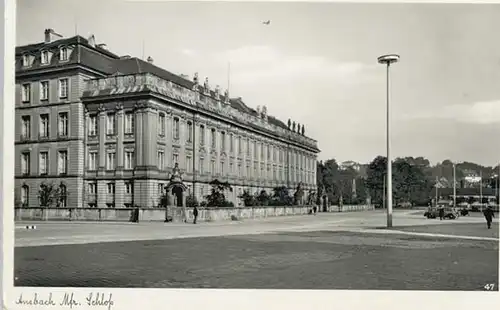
(16, 0, 500, 167)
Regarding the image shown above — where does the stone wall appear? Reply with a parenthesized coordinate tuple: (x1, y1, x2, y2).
(14, 204, 374, 222)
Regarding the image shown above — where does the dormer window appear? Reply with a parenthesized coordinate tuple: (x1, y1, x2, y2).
(41, 50, 49, 65)
(60, 47, 68, 61)
(21, 54, 29, 67)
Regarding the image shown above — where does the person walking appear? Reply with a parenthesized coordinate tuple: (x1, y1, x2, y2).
(483, 206, 495, 229)
(439, 206, 445, 221)
(193, 206, 199, 224)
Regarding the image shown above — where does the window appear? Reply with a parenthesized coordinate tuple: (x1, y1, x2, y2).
(125, 112, 134, 134)
(199, 125, 205, 145)
(211, 160, 215, 174)
(230, 134, 234, 152)
(158, 151, 165, 170)
(229, 162, 234, 174)
(39, 152, 48, 175)
(221, 132, 226, 151)
(41, 50, 49, 64)
(58, 150, 68, 175)
(238, 136, 242, 153)
(246, 165, 250, 177)
(21, 116, 30, 140)
(21, 152, 30, 175)
(253, 142, 257, 158)
(59, 184, 67, 207)
(106, 152, 116, 170)
(187, 121, 193, 142)
(60, 47, 68, 61)
(238, 163, 242, 177)
(88, 151, 98, 170)
(21, 83, 31, 102)
(88, 182, 97, 194)
(267, 146, 271, 160)
(125, 181, 134, 194)
(106, 113, 116, 135)
(158, 183, 165, 196)
(107, 183, 115, 194)
(260, 143, 264, 158)
(58, 112, 68, 136)
(199, 158, 204, 174)
(59, 78, 68, 99)
(88, 115, 97, 136)
(186, 156, 192, 172)
(173, 117, 180, 140)
(39, 114, 49, 138)
(21, 185, 29, 206)
(211, 129, 216, 148)
(172, 153, 179, 165)
(22, 54, 29, 67)
(40, 81, 49, 100)
(158, 113, 165, 136)
(125, 151, 135, 169)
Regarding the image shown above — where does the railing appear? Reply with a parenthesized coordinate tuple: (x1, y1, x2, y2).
(84, 73, 319, 150)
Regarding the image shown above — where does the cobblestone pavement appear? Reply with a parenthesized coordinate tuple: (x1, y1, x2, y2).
(15, 228, 498, 290)
(15, 210, 497, 247)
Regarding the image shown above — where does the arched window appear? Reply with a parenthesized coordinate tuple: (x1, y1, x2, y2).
(21, 185, 29, 207)
(59, 183, 67, 208)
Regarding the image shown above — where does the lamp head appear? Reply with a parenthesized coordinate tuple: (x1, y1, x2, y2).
(378, 54, 400, 65)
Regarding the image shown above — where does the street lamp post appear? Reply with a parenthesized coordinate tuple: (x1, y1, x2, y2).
(453, 163, 456, 209)
(378, 54, 400, 228)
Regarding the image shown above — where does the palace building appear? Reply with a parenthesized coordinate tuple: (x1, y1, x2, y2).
(15, 29, 320, 208)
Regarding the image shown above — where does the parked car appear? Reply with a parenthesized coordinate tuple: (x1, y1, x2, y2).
(424, 206, 460, 219)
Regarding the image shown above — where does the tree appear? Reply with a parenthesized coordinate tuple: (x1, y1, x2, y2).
(257, 190, 271, 206)
(272, 186, 293, 206)
(205, 179, 233, 208)
(366, 156, 387, 206)
(239, 190, 258, 207)
(38, 182, 61, 208)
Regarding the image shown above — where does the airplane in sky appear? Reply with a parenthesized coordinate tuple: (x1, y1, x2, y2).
(262, 20, 271, 25)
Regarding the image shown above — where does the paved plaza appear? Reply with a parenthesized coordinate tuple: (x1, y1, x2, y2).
(14, 210, 499, 290)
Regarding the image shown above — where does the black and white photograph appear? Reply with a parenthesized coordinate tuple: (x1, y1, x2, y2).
(2, 0, 500, 307)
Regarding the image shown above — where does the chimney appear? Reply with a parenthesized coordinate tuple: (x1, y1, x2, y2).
(44, 29, 51, 43)
(44, 28, 63, 43)
(147, 56, 154, 64)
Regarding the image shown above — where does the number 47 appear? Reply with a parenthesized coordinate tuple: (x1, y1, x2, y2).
(484, 283, 495, 291)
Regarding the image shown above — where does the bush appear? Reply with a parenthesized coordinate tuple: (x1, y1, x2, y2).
(186, 193, 199, 208)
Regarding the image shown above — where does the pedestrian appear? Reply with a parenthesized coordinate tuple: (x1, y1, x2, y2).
(439, 206, 444, 221)
(483, 206, 495, 229)
(313, 206, 317, 215)
(193, 206, 199, 224)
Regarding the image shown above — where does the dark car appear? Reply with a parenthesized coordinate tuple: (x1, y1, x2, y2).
(424, 206, 459, 219)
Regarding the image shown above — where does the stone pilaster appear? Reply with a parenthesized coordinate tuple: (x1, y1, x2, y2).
(98, 111, 106, 172)
(116, 109, 124, 169)
(135, 109, 144, 167)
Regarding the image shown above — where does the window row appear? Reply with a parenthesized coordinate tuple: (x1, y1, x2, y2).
(21, 78, 69, 103)
(21, 112, 69, 140)
(21, 47, 69, 68)
(87, 181, 134, 195)
(87, 150, 135, 171)
(20, 150, 68, 176)
(87, 112, 134, 137)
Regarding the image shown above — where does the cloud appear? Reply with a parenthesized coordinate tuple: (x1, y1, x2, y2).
(214, 45, 376, 85)
(403, 100, 500, 125)
(180, 48, 197, 57)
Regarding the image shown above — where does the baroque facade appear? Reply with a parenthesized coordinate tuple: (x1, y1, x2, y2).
(15, 29, 320, 208)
